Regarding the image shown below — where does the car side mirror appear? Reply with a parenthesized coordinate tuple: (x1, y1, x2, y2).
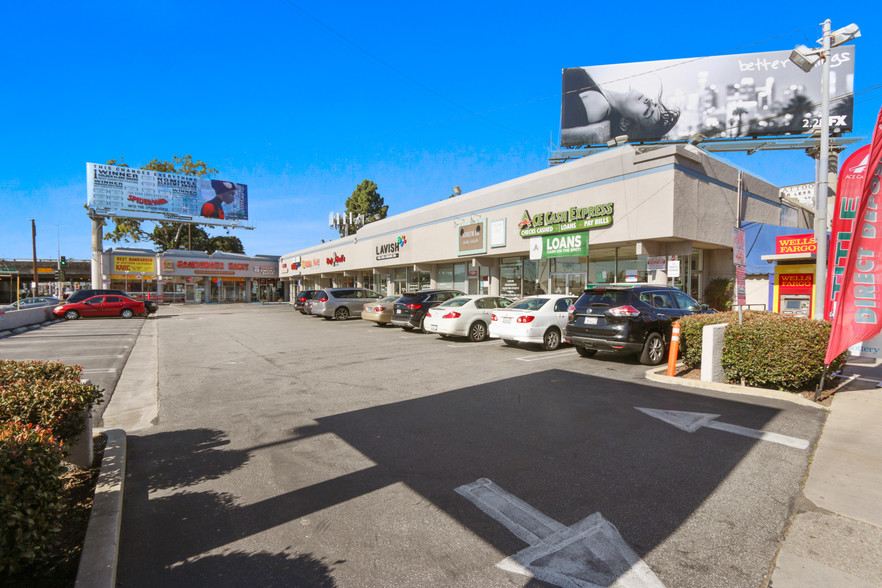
(700, 304, 709, 311)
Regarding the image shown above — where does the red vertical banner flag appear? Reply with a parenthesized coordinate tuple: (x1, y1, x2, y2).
(825, 106, 882, 365)
(825, 143, 872, 319)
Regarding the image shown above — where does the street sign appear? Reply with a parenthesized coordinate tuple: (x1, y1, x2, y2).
(456, 478, 665, 587)
(635, 408, 809, 449)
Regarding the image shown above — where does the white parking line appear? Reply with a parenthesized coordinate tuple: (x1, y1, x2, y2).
(515, 349, 576, 362)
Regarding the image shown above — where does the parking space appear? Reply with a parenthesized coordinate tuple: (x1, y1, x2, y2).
(0, 316, 146, 423)
(109, 305, 824, 587)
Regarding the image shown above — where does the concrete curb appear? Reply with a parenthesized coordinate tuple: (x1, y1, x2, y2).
(75, 429, 126, 588)
(645, 365, 828, 410)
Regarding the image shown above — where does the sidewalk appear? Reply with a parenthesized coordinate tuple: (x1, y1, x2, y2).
(769, 357, 882, 588)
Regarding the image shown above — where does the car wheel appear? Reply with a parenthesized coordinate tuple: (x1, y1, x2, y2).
(503, 339, 519, 347)
(542, 328, 561, 351)
(377, 322, 388, 327)
(64, 310, 79, 320)
(468, 321, 487, 342)
(640, 332, 666, 366)
(576, 346, 598, 358)
(402, 325, 414, 331)
(121, 309, 134, 319)
(334, 306, 350, 320)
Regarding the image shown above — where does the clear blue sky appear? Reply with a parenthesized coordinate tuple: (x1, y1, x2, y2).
(3, 1, 880, 261)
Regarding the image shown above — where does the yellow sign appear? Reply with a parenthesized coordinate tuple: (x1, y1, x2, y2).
(37, 268, 54, 273)
(114, 256, 155, 273)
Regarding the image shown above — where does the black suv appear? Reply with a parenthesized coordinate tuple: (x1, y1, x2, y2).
(67, 289, 158, 315)
(293, 290, 320, 314)
(565, 285, 711, 365)
(391, 289, 465, 332)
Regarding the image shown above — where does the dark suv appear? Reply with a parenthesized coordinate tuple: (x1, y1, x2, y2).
(293, 290, 320, 314)
(391, 289, 465, 332)
(565, 284, 711, 365)
(67, 289, 158, 315)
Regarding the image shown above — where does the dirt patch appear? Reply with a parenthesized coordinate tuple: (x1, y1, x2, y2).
(672, 367, 835, 407)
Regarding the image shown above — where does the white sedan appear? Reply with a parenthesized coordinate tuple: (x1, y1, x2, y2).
(422, 295, 513, 341)
(489, 294, 576, 351)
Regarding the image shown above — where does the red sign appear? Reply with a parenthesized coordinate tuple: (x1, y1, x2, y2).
(825, 144, 872, 319)
(779, 273, 813, 289)
(826, 106, 882, 365)
(774, 234, 816, 255)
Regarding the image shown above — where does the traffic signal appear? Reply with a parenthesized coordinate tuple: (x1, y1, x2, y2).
(60, 256, 67, 266)
(53, 270, 59, 280)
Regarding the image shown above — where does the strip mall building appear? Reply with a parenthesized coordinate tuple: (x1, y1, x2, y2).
(279, 145, 812, 305)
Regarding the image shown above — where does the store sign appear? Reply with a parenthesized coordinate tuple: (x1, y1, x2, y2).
(458, 221, 486, 255)
(326, 253, 345, 267)
(114, 256, 155, 273)
(647, 256, 666, 271)
(775, 234, 816, 255)
(519, 204, 613, 238)
(780, 273, 813, 288)
(376, 235, 406, 260)
(667, 257, 681, 278)
(302, 258, 321, 268)
(529, 232, 589, 260)
(162, 260, 175, 273)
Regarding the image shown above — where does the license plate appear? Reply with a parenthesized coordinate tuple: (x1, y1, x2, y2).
(583, 316, 597, 325)
(430, 325, 437, 331)
(396, 309, 402, 314)
(503, 317, 511, 324)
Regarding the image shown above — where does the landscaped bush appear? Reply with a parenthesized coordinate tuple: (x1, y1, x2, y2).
(0, 421, 65, 574)
(704, 277, 734, 311)
(721, 314, 847, 391)
(679, 310, 771, 369)
(0, 361, 103, 445)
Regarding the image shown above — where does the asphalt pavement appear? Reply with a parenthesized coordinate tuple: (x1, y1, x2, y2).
(93, 304, 882, 587)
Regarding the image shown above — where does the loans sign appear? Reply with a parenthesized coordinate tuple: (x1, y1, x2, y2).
(519, 204, 613, 238)
(529, 232, 589, 260)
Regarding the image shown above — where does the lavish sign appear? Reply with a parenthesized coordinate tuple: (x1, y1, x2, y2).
(87, 162, 250, 228)
(561, 47, 856, 147)
(519, 204, 613, 238)
(376, 236, 407, 260)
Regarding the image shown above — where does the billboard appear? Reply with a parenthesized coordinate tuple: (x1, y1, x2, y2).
(87, 163, 250, 228)
(561, 47, 855, 147)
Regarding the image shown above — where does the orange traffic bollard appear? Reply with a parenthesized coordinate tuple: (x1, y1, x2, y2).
(666, 320, 681, 376)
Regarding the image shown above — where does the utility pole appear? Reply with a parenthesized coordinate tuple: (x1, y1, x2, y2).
(31, 219, 38, 296)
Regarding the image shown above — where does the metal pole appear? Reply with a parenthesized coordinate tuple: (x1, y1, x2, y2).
(814, 19, 831, 320)
(31, 219, 38, 296)
(91, 216, 103, 288)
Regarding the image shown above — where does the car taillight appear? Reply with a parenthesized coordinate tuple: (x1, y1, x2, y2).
(442, 311, 461, 319)
(374, 306, 386, 311)
(405, 304, 423, 310)
(609, 305, 640, 317)
(491, 314, 498, 321)
(516, 315, 536, 323)
(567, 304, 576, 323)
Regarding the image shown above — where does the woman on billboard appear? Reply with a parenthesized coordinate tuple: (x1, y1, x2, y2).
(561, 67, 680, 146)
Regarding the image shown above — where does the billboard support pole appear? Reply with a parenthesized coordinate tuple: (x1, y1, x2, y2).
(90, 216, 103, 289)
(813, 18, 832, 321)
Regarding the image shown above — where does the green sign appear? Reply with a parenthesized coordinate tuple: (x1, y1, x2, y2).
(519, 203, 613, 238)
(0, 267, 18, 272)
(530, 232, 589, 259)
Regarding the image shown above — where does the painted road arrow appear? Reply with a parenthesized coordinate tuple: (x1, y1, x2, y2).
(634, 407, 809, 450)
(456, 478, 665, 588)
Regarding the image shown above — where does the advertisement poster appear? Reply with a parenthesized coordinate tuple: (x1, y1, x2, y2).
(562, 46, 855, 147)
(87, 163, 250, 228)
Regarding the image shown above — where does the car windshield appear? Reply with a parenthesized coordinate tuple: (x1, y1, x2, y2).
(578, 291, 630, 306)
(314, 292, 328, 301)
(508, 298, 549, 311)
(439, 298, 471, 308)
(377, 296, 398, 303)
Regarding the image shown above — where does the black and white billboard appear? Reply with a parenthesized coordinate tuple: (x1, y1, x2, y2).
(561, 47, 855, 147)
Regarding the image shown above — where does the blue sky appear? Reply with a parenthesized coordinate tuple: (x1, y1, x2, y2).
(3, 1, 880, 261)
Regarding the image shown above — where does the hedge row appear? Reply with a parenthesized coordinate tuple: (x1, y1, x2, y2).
(679, 312, 847, 391)
(0, 361, 104, 575)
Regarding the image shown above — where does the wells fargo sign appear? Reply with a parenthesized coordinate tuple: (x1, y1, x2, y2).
(775, 234, 816, 255)
(780, 273, 813, 288)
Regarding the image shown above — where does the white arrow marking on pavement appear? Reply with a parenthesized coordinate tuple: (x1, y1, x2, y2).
(634, 407, 809, 450)
(456, 478, 665, 588)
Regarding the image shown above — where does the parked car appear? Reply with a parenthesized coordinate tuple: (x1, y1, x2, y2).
(310, 288, 382, 320)
(362, 296, 401, 326)
(53, 294, 146, 320)
(565, 284, 712, 365)
(391, 289, 465, 332)
(422, 296, 513, 342)
(67, 289, 158, 315)
(489, 294, 576, 351)
(293, 289, 320, 314)
(2, 297, 63, 311)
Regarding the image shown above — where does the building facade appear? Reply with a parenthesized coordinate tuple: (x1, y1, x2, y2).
(279, 145, 811, 305)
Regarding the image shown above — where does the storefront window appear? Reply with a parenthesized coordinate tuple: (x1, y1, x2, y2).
(588, 248, 616, 284)
(550, 257, 587, 295)
(614, 245, 648, 284)
(437, 263, 467, 292)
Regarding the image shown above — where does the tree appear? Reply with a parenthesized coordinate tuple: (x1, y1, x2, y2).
(339, 180, 388, 236)
(95, 155, 245, 254)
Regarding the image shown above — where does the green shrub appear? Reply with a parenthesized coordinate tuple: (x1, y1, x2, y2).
(679, 310, 776, 369)
(704, 277, 734, 311)
(0, 361, 103, 445)
(721, 314, 847, 390)
(0, 421, 65, 574)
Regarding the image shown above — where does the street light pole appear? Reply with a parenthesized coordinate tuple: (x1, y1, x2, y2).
(815, 19, 831, 321)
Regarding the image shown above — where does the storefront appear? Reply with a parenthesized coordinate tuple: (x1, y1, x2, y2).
(101, 249, 280, 303)
(280, 145, 812, 304)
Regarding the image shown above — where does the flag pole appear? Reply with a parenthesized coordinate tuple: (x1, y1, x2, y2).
(815, 364, 828, 402)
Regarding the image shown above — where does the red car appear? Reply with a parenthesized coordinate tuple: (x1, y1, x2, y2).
(53, 295, 146, 320)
